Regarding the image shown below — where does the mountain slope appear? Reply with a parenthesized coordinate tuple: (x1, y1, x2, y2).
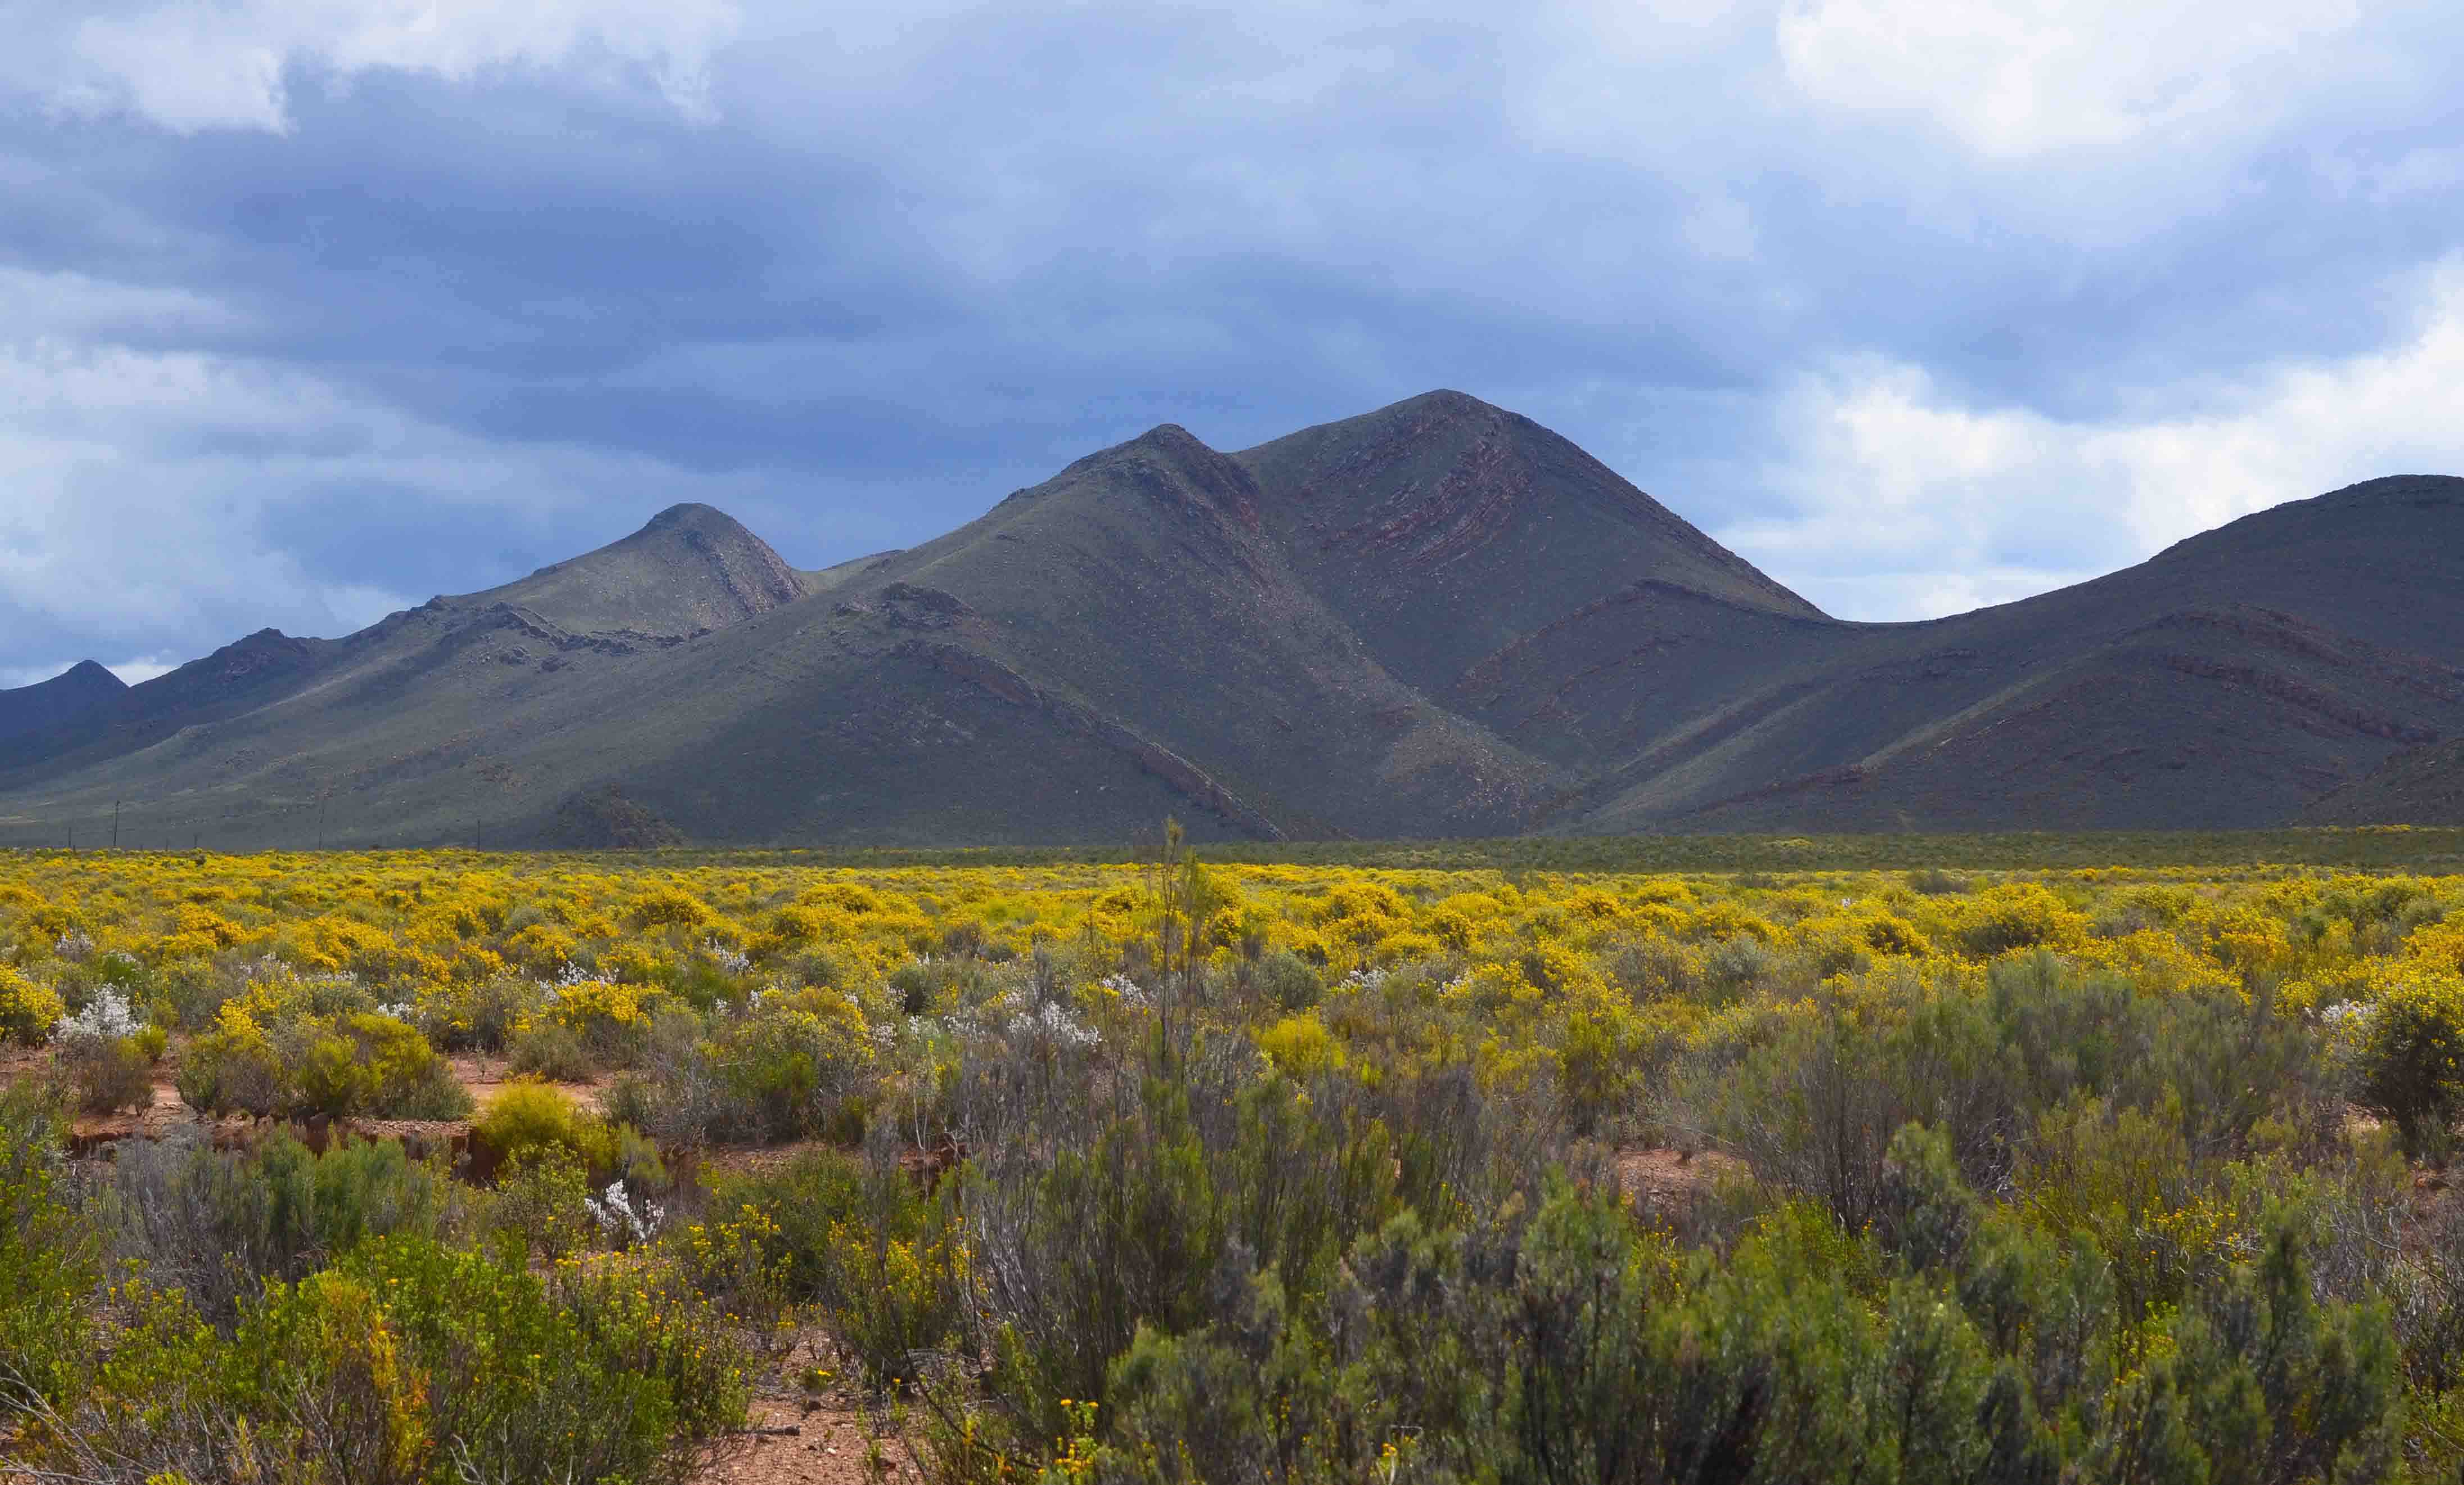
(1574, 477, 2464, 832)
(2301, 737, 2464, 827)
(4, 400, 2463, 847)
(1235, 390, 1820, 703)
(0, 662, 126, 742)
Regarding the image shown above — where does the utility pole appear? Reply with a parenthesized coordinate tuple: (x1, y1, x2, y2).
(111, 799, 121, 850)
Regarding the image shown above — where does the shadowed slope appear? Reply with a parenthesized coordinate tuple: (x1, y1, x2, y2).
(2302, 739, 2464, 826)
(1574, 477, 2464, 832)
(1238, 390, 1822, 701)
(0, 662, 126, 742)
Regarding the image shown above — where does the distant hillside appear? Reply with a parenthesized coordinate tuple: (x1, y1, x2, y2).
(0, 662, 124, 742)
(2302, 737, 2464, 827)
(4, 397, 2462, 848)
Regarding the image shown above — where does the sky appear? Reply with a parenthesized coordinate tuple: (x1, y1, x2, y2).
(7, 1, 2464, 688)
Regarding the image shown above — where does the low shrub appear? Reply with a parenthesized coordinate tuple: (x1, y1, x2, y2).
(474, 1079, 615, 1171)
(708, 1146, 966, 1383)
(0, 965, 64, 1046)
(102, 1130, 458, 1326)
(508, 1018, 596, 1081)
(356, 1233, 751, 1480)
(1256, 949, 1321, 1012)
(481, 1149, 595, 1262)
(415, 973, 533, 1053)
(0, 1083, 92, 1412)
(177, 1007, 469, 1120)
(2357, 967, 2464, 1157)
(44, 1236, 750, 1484)
(57, 1033, 156, 1114)
(525, 977, 662, 1069)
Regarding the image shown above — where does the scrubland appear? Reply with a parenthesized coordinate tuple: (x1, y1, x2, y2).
(6, 836, 2464, 1480)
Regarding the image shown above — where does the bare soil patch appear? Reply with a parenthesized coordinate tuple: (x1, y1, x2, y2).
(1615, 1146, 1748, 1207)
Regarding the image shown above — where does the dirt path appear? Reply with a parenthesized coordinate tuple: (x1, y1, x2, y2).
(694, 1331, 927, 1485)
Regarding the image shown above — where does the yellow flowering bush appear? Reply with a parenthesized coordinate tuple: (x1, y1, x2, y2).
(0, 964, 64, 1045)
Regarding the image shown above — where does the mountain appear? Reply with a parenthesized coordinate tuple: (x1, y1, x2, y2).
(2, 396, 2461, 848)
(0, 662, 126, 742)
(1581, 477, 2464, 834)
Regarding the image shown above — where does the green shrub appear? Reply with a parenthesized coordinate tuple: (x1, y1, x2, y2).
(58, 1033, 155, 1113)
(508, 1018, 595, 1081)
(1256, 949, 1321, 1011)
(345, 1235, 748, 1483)
(175, 1016, 288, 1117)
(37, 1233, 747, 1484)
(232, 1270, 432, 1485)
(295, 1012, 470, 1120)
(0, 1083, 92, 1412)
(474, 1079, 615, 1171)
(153, 954, 233, 1030)
(481, 1149, 594, 1262)
(178, 1010, 469, 1120)
(102, 1130, 458, 1326)
(2357, 968, 2464, 1156)
(615, 994, 875, 1146)
(416, 972, 532, 1053)
(710, 1001, 872, 1143)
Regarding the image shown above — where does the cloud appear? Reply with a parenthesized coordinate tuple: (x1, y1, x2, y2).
(3, 0, 739, 132)
(1774, 0, 2372, 157)
(0, 265, 822, 668)
(1724, 256, 2464, 618)
(2, 0, 2464, 677)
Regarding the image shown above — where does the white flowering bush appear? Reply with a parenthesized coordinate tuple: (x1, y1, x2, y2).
(57, 988, 141, 1045)
(702, 938, 752, 976)
(587, 1179, 664, 1247)
(55, 987, 161, 1113)
(1009, 998, 1100, 1049)
(1098, 972, 1150, 1007)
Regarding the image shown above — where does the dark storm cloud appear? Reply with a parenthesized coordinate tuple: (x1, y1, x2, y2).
(6, 0, 2464, 680)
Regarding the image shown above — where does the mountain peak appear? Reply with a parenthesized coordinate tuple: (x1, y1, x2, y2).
(1389, 387, 1499, 419)
(0, 659, 129, 742)
(462, 504, 805, 639)
(1087, 422, 1219, 466)
(640, 501, 744, 535)
(61, 659, 126, 689)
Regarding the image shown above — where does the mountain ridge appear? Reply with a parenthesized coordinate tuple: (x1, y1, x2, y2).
(6, 395, 2461, 848)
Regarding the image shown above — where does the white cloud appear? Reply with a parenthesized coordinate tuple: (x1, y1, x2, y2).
(0, 268, 771, 665)
(106, 658, 178, 685)
(1724, 256, 2464, 619)
(1, 0, 740, 132)
(1773, 0, 2371, 158)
